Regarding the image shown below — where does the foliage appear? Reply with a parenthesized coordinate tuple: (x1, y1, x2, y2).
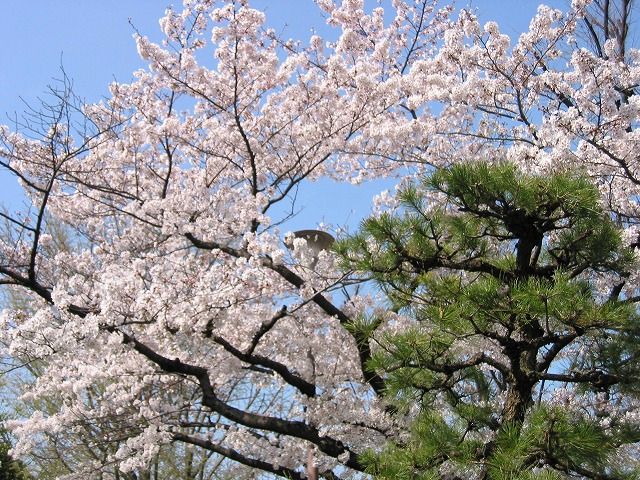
(339, 162, 640, 478)
(0, 420, 32, 480)
(0, 446, 32, 480)
(0, 0, 639, 479)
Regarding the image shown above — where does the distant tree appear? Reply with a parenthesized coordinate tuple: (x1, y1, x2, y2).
(0, 416, 31, 480)
(338, 162, 640, 478)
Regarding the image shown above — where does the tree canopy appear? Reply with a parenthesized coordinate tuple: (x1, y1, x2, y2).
(0, 0, 639, 478)
(339, 162, 640, 478)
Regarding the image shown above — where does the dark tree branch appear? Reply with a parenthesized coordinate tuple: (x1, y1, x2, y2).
(116, 330, 364, 471)
(536, 369, 618, 388)
(184, 232, 387, 397)
(246, 305, 288, 355)
(212, 335, 317, 398)
(172, 432, 306, 480)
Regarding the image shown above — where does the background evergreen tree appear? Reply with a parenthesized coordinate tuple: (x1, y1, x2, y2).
(337, 163, 640, 479)
(0, 418, 31, 480)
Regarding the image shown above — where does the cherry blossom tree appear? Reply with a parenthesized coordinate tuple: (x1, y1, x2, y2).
(0, 218, 252, 480)
(0, 0, 639, 478)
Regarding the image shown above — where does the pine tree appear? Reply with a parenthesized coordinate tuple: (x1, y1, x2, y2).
(337, 163, 640, 479)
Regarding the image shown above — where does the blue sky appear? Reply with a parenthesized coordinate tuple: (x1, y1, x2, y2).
(0, 0, 564, 231)
(1, 1, 564, 112)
